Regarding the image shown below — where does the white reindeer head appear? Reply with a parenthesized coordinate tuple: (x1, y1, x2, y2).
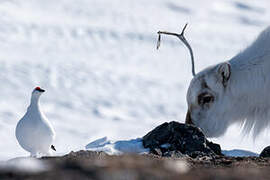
(157, 24, 232, 137)
(185, 62, 231, 137)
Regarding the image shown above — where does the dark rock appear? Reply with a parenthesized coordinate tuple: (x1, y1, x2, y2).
(189, 151, 210, 159)
(207, 141, 222, 155)
(152, 148, 163, 156)
(142, 121, 222, 157)
(163, 150, 186, 158)
(260, 146, 270, 157)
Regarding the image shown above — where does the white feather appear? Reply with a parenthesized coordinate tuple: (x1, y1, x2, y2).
(15, 88, 55, 157)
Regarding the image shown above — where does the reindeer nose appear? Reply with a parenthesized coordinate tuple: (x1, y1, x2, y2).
(185, 110, 194, 125)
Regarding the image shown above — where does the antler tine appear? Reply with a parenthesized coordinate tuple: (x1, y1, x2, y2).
(180, 23, 188, 36)
(157, 23, 196, 77)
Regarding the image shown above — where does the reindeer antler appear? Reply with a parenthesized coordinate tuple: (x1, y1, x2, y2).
(157, 23, 196, 77)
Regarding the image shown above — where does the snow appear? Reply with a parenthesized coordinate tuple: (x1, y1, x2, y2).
(222, 149, 258, 157)
(86, 137, 148, 155)
(0, 0, 269, 160)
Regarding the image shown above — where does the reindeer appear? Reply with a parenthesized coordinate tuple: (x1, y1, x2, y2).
(157, 24, 270, 138)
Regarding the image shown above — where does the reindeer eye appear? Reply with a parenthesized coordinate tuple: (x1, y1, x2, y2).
(198, 93, 214, 105)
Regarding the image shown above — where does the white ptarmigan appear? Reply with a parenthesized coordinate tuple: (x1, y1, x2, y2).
(16, 87, 56, 157)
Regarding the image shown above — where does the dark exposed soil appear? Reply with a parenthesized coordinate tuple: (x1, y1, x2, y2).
(2, 151, 270, 180)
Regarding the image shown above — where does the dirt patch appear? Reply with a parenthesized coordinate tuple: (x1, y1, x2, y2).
(1, 151, 270, 180)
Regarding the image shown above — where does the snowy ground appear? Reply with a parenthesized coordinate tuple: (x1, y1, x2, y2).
(0, 0, 269, 160)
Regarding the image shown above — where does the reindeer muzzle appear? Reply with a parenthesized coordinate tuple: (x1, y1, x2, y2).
(185, 110, 194, 125)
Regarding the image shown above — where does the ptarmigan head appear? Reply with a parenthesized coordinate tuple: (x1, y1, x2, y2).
(32, 87, 45, 98)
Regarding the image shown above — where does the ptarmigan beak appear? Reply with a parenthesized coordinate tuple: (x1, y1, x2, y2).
(37, 88, 45, 92)
(35, 87, 45, 93)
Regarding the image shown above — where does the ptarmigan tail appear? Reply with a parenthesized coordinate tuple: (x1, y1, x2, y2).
(51, 145, 56, 151)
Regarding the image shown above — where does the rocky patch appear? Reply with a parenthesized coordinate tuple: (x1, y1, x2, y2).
(142, 121, 222, 157)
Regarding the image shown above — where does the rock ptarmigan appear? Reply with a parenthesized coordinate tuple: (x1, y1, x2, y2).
(16, 87, 56, 157)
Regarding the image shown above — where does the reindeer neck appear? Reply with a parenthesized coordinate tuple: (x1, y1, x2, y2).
(226, 59, 270, 123)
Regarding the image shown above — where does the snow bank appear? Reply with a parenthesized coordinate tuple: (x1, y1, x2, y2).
(85, 137, 149, 155)
(222, 149, 258, 157)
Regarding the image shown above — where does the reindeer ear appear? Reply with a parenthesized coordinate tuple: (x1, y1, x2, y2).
(217, 62, 231, 87)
